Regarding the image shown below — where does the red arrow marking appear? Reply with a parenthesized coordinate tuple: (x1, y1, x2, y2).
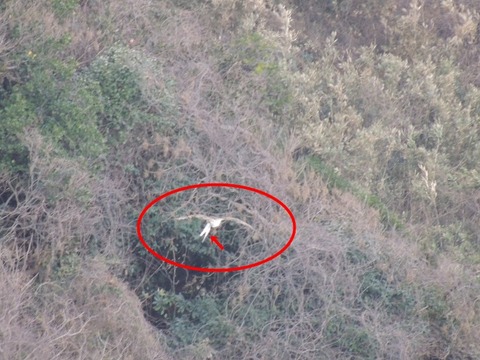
(210, 236, 224, 250)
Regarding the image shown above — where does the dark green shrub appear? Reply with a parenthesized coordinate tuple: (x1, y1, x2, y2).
(219, 32, 293, 118)
(50, 0, 79, 19)
(325, 313, 379, 359)
(359, 268, 416, 316)
(0, 89, 36, 171)
(1, 44, 175, 172)
(0, 49, 105, 171)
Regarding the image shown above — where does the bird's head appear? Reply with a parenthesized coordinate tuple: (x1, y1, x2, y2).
(210, 218, 224, 228)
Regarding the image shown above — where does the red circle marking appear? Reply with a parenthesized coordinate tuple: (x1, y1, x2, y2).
(137, 183, 296, 272)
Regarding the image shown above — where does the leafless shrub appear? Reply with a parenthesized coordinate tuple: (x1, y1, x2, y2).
(0, 257, 172, 359)
(0, 128, 174, 359)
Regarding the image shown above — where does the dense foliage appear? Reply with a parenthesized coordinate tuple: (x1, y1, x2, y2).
(1, 0, 480, 359)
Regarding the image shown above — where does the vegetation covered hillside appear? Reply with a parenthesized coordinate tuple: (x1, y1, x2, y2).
(1, 0, 479, 359)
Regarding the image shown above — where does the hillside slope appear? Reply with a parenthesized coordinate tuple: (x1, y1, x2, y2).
(1, 0, 479, 359)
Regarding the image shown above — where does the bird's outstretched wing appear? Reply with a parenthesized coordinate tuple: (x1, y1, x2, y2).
(222, 217, 254, 231)
(176, 214, 254, 241)
(199, 222, 212, 242)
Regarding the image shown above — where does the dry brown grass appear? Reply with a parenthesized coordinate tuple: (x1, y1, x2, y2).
(0, 129, 172, 359)
(0, 257, 172, 359)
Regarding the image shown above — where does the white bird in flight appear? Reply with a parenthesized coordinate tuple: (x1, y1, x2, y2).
(176, 214, 254, 242)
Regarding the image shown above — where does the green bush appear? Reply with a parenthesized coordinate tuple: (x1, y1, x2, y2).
(325, 313, 379, 359)
(1, 44, 175, 172)
(0, 49, 105, 170)
(0, 89, 36, 171)
(50, 0, 78, 19)
(420, 286, 449, 325)
(359, 268, 415, 316)
(153, 288, 188, 319)
(83, 46, 176, 147)
(219, 32, 293, 119)
(153, 289, 235, 349)
(85, 50, 143, 143)
(299, 31, 480, 254)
